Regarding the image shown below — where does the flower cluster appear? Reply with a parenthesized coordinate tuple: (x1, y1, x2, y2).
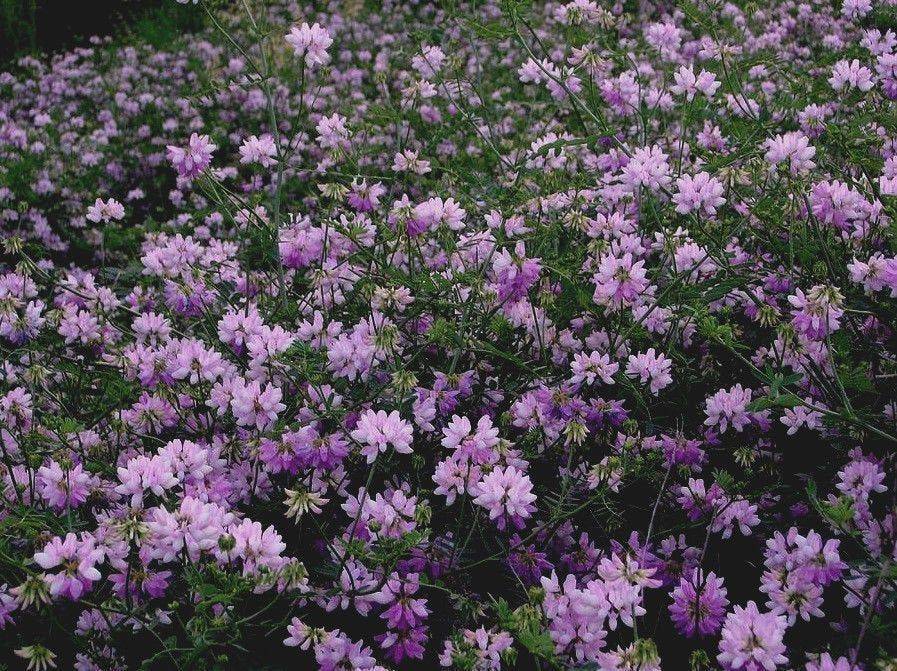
(0, 0, 895, 669)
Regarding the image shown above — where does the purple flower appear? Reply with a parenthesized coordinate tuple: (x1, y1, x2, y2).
(166, 133, 216, 179)
(829, 59, 875, 92)
(507, 535, 554, 584)
(592, 252, 650, 309)
(621, 144, 671, 192)
(788, 285, 845, 340)
(375, 572, 429, 629)
(33, 533, 103, 600)
(670, 569, 729, 637)
(570, 350, 619, 386)
(85, 198, 124, 223)
(37, 460, 94, 509)
(377, 624, 428, 663)
(0, 584, 18, 629)
(717, 601, 789, 671)
(805, 653, 854, 671)
(230, 378, 286, 430)
(704, 384, 753, 434)
(313, 630, 376, 671)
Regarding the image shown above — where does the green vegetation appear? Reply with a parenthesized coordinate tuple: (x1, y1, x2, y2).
(0, 0, 202, 64)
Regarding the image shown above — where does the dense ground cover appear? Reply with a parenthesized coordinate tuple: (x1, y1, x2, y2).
(1, 0, 896, 669)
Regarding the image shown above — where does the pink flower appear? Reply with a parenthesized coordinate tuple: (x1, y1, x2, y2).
(350, 409, 414, 463)
(33, 533, 103, 600)
(764, 132, 816, 175)
(625, 348, 673, 395)
(704, 384, 753, 433)
(441, 415, 500, 457)
(0, 584, 16, 629)
(472, 466, 537, 530)
(283, 618, 316, 649)
(231, 378, 286, 430)
(316, 113, 350, 150)
(836, 456, 887, 500)
(644, 20, 682, 58)
(169, 338, 227, 384)
(438, 627, 513, 670)
(672, 172, 726, 217)
(37, 461, 94, 510)
(880, 156, 897, 195)
(0, 387, 32, 430)
(413, 196, 466, 232)
(57, 305, 101, 345)
(669, 569, 729, 637)
(411, 44, 446, 78)
(806, 653, 854, 671)
(592, 252, 650, 309)
(787, 285, 844, 340)
(393, 149, 431, 175)
(147, 496, 232, 563)
(712, 497, 761, 538)
(491, 241, 540, 301)
(285, 22, 333, 67)
(717, 601, 789, 671)
(85, 198, 124, 223)
(847, 254, 889, 293)
(621, 145, 671, 192)
(597, 643, 661, 671)
(342, 487, 418, 540)
(239, 134, 277, 168)
(226, 518, 288, 577)
(115, 453, 178, 506)
(433, 453, 483, 505)
(166, 133, 216, 179)
(780, 401, 823, 435)
(671, 64, 721, 100)
(570, 351, 619, 385)
(828, 59, 875, 93)
(311, 630, 376, 670)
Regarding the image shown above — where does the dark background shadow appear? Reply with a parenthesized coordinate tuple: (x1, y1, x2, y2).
(0, 0, 203, 65)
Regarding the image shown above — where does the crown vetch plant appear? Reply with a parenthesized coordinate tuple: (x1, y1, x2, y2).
(0, 0, 896, 669)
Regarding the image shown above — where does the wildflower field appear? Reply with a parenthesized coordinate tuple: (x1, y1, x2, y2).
(1, 0, 897, 668)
